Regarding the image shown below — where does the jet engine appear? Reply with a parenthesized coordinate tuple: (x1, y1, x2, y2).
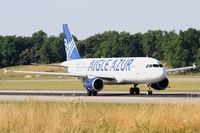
(151, 78, 169, 90)
(84, 78, 104, 92)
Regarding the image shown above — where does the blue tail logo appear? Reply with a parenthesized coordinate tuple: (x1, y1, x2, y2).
(63, 24, 81, 61)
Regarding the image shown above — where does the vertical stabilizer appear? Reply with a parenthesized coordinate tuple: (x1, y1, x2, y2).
(63, 24, 81, 61)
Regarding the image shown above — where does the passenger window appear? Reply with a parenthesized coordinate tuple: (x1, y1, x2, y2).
(149, 64, 153, 68)
(146, 65, 149, 68)
(159, 64, 163, 67)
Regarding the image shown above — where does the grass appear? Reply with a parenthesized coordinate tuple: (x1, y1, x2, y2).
(0, 77, 200, 92)
(0, 80, 83, 90)
(0, 102, 200, 133)
(168, 81, 200, 92)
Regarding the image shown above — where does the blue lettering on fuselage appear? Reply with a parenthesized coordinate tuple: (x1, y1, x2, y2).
(88, 59, 134, 71)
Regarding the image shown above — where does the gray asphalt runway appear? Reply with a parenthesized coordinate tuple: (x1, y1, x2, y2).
(0, 90, 200, 104)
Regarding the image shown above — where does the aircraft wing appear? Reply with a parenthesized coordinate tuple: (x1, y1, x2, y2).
(4, 69, 115, 80)
(31, 63, 67, 68)
(166, 64, 196, 73)
(4, 69, 70, 76)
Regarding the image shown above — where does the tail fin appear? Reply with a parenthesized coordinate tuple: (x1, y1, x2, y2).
(63, 24, 81, 61)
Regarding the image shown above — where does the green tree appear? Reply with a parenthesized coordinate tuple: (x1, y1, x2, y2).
(29, 30, 47, 63)
(163, 31, 182, 67)
(179, 29, 200, 66)
(1, 36, 18, 66)
(49, 34, 65, 62)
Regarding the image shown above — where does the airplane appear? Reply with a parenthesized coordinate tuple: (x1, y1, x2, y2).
(5, 24, 196, 96)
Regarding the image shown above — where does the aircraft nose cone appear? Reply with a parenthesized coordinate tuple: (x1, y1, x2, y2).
(151, 69, 166, 82)
(157, 69, 166, 79)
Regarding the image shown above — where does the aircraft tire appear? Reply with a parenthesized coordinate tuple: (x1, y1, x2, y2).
(130, 87, 140, 95)
(87, 90, 93, 96)
(135, 87, 140, 95)
(147, 90, 153, 95)
(93, 92, 98, 96)
(130, 87, 134, 95)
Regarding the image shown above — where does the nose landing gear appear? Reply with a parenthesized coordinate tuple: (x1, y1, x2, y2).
(146, 84, 153, 95)
(147, 90, 153, 95)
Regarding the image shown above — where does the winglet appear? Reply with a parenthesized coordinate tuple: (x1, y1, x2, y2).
(193, 64, 196, 69)
(3, 68, 12, 74)
(3, 68, 7, 74)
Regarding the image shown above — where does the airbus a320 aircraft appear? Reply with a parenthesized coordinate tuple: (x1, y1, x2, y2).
(7, 24, 196, 96)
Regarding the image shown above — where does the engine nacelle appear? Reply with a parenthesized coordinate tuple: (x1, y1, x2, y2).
(151, 78, 169, 90)
(84, 78, 104, 92)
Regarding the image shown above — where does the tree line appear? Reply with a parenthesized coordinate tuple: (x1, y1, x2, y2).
(0, 28, 199, 71)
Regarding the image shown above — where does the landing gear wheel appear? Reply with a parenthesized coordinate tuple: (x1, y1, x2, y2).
(130, 87, 134, 95)
(87, 90, 98, 96)
(87, 90, 93, 96)
(93, 92, 98, 96)
(135, 87, 140, 95)
(147, 90, 153, 95)
(130, 87, 140, 95)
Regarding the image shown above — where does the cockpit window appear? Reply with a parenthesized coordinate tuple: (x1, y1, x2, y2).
(146, 64, 163, 68)
(153, 64, 159, 67)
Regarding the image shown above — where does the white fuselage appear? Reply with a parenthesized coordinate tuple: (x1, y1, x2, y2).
(61, 57, 166, 84)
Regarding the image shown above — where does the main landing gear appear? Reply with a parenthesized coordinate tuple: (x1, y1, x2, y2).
(129, 84, 153, 95)
(130, 84, 140, 95)
(87, 90, 97, 96)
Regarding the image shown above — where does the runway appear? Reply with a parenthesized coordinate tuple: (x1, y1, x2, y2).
(0, 90, 200, 104)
